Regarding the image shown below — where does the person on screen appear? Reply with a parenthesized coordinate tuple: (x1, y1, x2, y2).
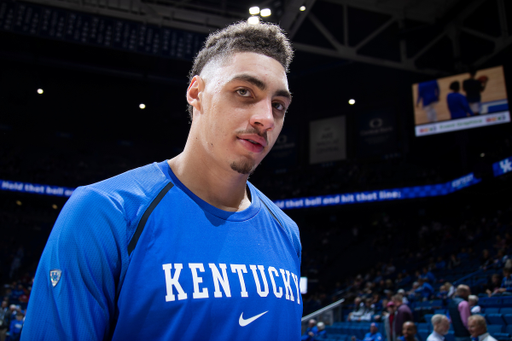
(21, 21, 302, 341)
(463, 70, 487, 115)
(447, 81, 473, 119)
(417, 80, 440, 122)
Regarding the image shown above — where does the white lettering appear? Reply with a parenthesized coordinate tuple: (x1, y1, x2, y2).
(268, 267, 283, 298)
(189, 263, 208, 299)
(291, 272, 301, 305)
(208, 263, 231, 298)
(250, 265, 269, 297)
(280, 269, 294, 302)
(162, 263, 188, 301)
(230, 264, 249, 297)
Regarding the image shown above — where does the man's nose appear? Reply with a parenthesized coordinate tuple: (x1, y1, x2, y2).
(250, 100, 275, 131)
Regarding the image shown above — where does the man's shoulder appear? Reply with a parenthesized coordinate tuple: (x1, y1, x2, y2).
(248, 183, 301, 255)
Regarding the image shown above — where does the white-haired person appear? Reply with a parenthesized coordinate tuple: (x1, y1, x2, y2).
(468, 315, 497, 341)
(427, 314, 450, 341)
(468, 295, 481, 314)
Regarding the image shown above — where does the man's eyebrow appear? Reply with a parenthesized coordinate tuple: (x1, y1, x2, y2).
(229, 74, 292, 103)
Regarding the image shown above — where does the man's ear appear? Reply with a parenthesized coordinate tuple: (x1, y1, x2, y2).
(187, 75, 204, 114)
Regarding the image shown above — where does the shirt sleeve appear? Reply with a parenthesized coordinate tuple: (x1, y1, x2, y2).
(21, 187, 126, 341)
(458, 301, 470, 329)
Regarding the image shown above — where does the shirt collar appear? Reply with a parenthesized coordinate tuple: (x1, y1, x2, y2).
(433, 331, 445, 340)
(478, 333, 490, 341)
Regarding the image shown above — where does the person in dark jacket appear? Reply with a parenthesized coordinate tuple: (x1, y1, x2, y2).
(448, 285, 471, 341)
(392, 294, 413, 340)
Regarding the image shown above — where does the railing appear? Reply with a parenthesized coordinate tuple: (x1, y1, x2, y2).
(301, 298, 345, 334)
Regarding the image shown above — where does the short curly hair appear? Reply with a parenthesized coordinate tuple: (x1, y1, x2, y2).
(187, 21, 294, 119)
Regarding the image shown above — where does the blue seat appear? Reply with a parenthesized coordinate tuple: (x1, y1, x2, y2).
(506, 325, 512, 334)
(482, 297, 502, 307)
(488, 324, 504, 335)
(417, 323, 430, 331)
(493, 333, 511, 341)
(424, 314, 434, 323)
(503, 314, 512, 325)
(500, 308, 512, 314)
(486, 308, 500, 314)
(502, 297, 512, 307)
(418, 330, 430, 341)
(487, 313, 506, 325)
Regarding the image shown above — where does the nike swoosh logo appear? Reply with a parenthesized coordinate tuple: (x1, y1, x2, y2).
(239, 311, 268, 327)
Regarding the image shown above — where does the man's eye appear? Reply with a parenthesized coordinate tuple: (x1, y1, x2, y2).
(236, 89, 251, 97)
(273, 102, 285, 111)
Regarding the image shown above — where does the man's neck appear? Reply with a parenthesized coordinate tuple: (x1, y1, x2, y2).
(168, 152, 251, 212)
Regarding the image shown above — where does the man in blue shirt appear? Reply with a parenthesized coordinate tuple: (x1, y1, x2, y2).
(417, 80, 440, 122)
(352, 322, 383, 341)
(447, 81, 473, 119)
(21, 21, 302, 341)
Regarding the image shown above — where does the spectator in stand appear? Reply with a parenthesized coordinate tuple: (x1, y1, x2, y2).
(397, 289, 409, 305)
(415, 278, 434, 301)
(495, 267, 512, 295)
(484, 273, 502, 297)
(448, 284, 471, 341)
(400, 322, 419, 341)
(427, 314, 451, 341)
(352, 322, 383, 341)
(421, 267, 437, 284)
(348, 297, 365, 321)
(315, 322, 326, 340)
(468, 295, 481, 314)
(360, 298, 376, 322)
(436, 256, 447, 270)
(448, 254, 461, 269)
(302, 319, 318, 341)
(392, 294, 414, 340)
(468, 315, 497, 341)
(0, 301, 7, 341)
(384, 301, 397, 341)
(9, 312, 24, 341)
(481, 249, 493, 269)
(445, 282, 456, 298)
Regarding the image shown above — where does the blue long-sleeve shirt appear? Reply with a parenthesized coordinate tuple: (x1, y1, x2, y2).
(447, 92, 473, 119)
(501, 276, 512, 291)
(417, 80, 440, 106)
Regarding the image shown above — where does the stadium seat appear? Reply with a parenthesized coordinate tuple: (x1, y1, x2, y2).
(500, 308, 512, 315)
(424, 314, 434, 323)
(502, 297, 512, 307)
(493, 333, 511, 341)
(417, 323, 430, 331)
(434, 309, 446, 315)
(487, 325, 504, 336)
(487, 314, 506, 325)
(503, 314, 512, 325)
(505, 325, 512, 334)
(481, 298, 502, 308)
(486, 308, 500, 314)
(418, 330, 430, 341)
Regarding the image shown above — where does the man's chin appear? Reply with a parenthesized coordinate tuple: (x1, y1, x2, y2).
(230, 159, 258, 175)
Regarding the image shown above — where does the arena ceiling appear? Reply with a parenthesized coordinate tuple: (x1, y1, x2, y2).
(15, 0, 512, 75)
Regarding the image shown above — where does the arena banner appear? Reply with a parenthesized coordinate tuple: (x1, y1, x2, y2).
(309, 116, 346, 164)
(264, 126, 297, 169)
(274, 173, 481, 210)
(493, 156, 512, 177)
(356, 108, 397, 158)
(0, 179, 74, 197)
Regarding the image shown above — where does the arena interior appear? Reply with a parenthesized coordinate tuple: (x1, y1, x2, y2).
(1, 0, 512, 340)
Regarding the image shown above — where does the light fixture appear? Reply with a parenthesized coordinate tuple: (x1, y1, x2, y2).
(480, 153, 485, 157)
(16, 200, 22, 206)
(52, 204, 58, 210)
(260, 8, 271, 17)
(249, 6, 260, 15)
(348, 99, 356, 105)
(248, 16, 260, 25)
(299, 6, 306, 11)
(139, 103, 146, 109)
(37, 88, 44, 95)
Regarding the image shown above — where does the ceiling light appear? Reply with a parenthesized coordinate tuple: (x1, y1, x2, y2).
(37, 88, 44, 94)
(248, 16, 260, 25)
(249, 6, 260, 15)
(348, 99, 355, 105)
(260, 8, 271, 17)
(299, 6, 306, 11)
(139, 103, 146, 109)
